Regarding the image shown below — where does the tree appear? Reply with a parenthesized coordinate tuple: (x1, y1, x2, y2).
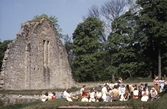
(83, 0, 130, 81)
(0, 40, 12, 71)
(100, 0, 127, 22)
(108, 10, 140, 79)
(84, 0, 129, 42)
(136, 0, 167, 78)
(72, 17, 104, 82)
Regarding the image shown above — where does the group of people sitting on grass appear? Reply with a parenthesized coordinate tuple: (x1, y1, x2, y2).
(41, 92, 57, 102)
(41, 76, 167, 102)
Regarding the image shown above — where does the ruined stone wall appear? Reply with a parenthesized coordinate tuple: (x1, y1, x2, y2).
(0, 18, 75, 90)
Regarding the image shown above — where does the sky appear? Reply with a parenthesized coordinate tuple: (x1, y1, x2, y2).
(0, 0, 110, 42)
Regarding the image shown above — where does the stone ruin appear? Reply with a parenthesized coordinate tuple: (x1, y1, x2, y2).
(0, 18, 75, 90)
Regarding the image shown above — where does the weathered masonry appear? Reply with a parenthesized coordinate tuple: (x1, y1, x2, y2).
(0, 18, 75, 90)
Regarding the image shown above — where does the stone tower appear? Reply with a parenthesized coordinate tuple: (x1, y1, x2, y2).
(0, 18, 75, 90)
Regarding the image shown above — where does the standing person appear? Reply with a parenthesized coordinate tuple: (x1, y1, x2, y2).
(80, 85, 86, 96)
(101, 84, 108, 102)
(159, 77, 165, 92)
(153, 76, 159, 92)
(118, 77, 123, 88)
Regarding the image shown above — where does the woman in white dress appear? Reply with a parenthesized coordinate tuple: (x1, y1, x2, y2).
(101, 84, 108, 102)
(159, 77, 165, 92)
(89, 89, 96, 102)
(141, 87, 149, 102)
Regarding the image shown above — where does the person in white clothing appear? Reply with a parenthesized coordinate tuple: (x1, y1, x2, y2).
(150, 87, 159, 101)
(89, 89, 96, 102)
(63, 89, 73, 102)
(48, 92, 54, 101)
(101, 84, 108, 102)
(41, 92, 49, 102)
(119, 84, 126, 101)
(109, 82, 114, 90)
(133, 87, 139, 99)
(159, 77, 165, 92)
(141, 87, 149, 102)
(80, 85, 86, 96)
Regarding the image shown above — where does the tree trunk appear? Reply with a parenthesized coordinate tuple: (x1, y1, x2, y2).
(148, 70, 152, 78)
(158, 46, 161, 79)
(127, 71, 132, 78)
(112, 74, 115, 82)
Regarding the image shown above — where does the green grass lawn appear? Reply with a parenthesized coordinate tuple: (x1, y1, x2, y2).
(0, 77, 160, 109)
(123, 77, 153, 83)
(1, 94, 167, 109)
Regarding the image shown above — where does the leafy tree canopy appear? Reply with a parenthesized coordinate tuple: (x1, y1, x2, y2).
(0, 40, 12, 71)
(72, 17, 105, 82)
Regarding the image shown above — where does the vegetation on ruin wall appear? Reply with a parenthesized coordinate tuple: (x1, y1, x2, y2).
(32, 14, 63, 37)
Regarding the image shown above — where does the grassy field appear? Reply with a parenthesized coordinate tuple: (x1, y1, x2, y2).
(0, 77, 163, 109)
(1, 94, 167, 109)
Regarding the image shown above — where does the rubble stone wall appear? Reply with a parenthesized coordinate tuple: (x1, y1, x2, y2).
(0, 18, 75, 90)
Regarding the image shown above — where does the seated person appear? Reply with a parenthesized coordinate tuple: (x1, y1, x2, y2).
(52, 92, 57, 100)
(119, 84, 126, 101)
(95, 89, 102, 102)
(133, 87, 139, 99)
(48, 92, 55, 101)
(89, 88, 96, 102)
(141, 87, 149, 102)
(124, 91, 130, 101)
(63, 88, 73, 102)
(110, 85, 120, 101)
(57, 92, 63, 98)
(164, 80, 167, 93)
(41, 92, 49, 102)
(150, 87, 158, 101)
(81, 91, 89, 102)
